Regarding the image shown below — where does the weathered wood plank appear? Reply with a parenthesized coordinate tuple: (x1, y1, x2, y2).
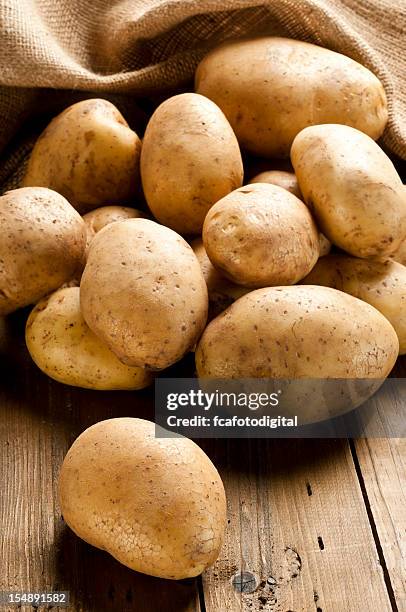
(201, 438, 394, 612)
(0, 313, 201, 612)
(353, 437, 406, 612)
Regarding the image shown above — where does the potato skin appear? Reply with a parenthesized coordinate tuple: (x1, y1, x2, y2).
(202, 183, 319, 288)
(191, 238, 249, 318)
(26, 288, 153, 390)
(248, 170, 331, 256)
(0, 187, 86, 315)
(83, 205, 147, 254)
(196, 285, 398, 378)
(80, 219, 208, 369)
(59, 418, 226, 579)
(23, 99, 142, 213)
(393, 239, 406, 266)
(249, 170, 302, 198)
(302, 255, 406, 354)
(141, 93, 243, 234)
(195, 37, 387, 157)
(291, 124, 406, 259)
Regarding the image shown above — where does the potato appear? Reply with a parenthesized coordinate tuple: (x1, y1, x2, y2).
(23, 99, 142, 214)
(26, 287, 153, 390)
(191, 238, 249, 318)
(59, 417, 226, 579)
(83, 205, 147, 253)
(196, 286, 398, 423)
(393, 238, 406, 266)
(302, 255, 406, 354)
(291, 124, 406, 259)
(249, 170, 302, 198)
(80, 218, 208, 369)
(195, 37, 387, 157)
(202, 183, 319, 288)
(141, 93, 243, 234)
(0, 187, 86, 315)
(249, 170, 331, 256)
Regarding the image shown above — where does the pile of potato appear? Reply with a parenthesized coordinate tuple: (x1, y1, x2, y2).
(1, 36, 406, 580)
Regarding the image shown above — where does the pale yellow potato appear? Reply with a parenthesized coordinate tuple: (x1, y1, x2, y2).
(196, 286, 399, 423)
(59, 418, 226, 579)
(291, 124, 406, 259)
(23, 99, 142, 213)
(195, 37, 387, 158)
(141, 93, 243, 234)
(0, 187, 86, 315)
(80, 219, 208, 370)
(249, 170, 331, 256)
(26, 288, 153, 390)
(83, 205, 147, 253)
(303, 255, 406, 354)
(249, 170, 302, 198)
(191, 238, 249, 318)
(202, 183, 319, 288)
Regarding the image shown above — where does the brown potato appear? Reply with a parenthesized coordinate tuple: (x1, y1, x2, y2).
(23, 99, 142, 213)
(302, 255, 406, 354)
(26, 287, 153, 390)
(195, 37, 387, 157)
(141, 93, 243, 234)
(80, 219, 208, 370)
(0, 187, 86, 315)
(291, 124, 406, 259)
(59, 418, 226, 579)
(83, 205, 147, 253)
(202, 183, 319, 288)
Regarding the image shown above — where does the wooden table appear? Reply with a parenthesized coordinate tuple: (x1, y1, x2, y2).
(1, 310, 405, 612)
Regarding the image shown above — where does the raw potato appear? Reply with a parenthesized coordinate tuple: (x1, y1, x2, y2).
(249, 170, 331, 256)
(202, 183, 319, 288)
(26, 287, 153, 390)
(0, 187, 86, 315)
(191, 238, 249, 318)
(196, 286, 399, 423)
(291, 124, 406, 259)
(83, 205, 147, 253)
(81, 218, 208, 369)
(141, 93, 243, 234)
(393, 239, 406, 266)
(195, 37, 387, 157)
(23, 99, 142, 214)
(249, 170, 302, 198)
(59, 418, 226, 579)
(303, 255, 406, 354)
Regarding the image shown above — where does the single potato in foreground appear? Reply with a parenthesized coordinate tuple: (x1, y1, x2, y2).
(203, 183, 319, 287)
(59, 418, 226, 579)
(141, 93, 243, 234)
(303, 255, 406, 354)
(0, 187, 86, 315)
(195, 37, 387, 157)
(81, 219, 208, 370)
(196, 286, 398, 423)
(26, 287, 153, 390)
(23, 99, 142, 213)
(291, 124, 406, 259)
(191, 238, 250, 318)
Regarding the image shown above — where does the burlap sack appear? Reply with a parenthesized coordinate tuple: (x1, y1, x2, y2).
(0, 0, 405, 192)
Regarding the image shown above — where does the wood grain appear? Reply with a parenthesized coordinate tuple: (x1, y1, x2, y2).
(201, 438, 394, 612)
(353, 437, 406, 611)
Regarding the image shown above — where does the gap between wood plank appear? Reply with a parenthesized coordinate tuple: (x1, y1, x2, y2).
(349, 438, 399, 612)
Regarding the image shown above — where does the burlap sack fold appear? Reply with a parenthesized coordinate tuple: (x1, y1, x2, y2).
(0, 0, 405, 182)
